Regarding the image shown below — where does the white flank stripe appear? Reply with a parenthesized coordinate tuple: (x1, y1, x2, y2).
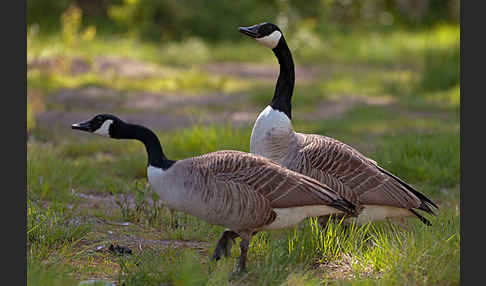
(347, 205, 414, 225)
(262, 205, 342, 230)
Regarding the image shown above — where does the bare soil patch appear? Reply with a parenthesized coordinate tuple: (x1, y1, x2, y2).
(304, 95, 395, 120)
(37, 86, 393, 132)
(30, 58, 409, 132)
(28, 56, 165, 78)
(202, 62, 323, 84)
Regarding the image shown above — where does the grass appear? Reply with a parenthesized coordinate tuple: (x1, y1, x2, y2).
(28, 256, 77, 286)
(27, 23, 459, 286)
(109, 214, 459, 286)
(26, 113, 459, 285)
(28, 24, 459, 67)
(27, 65, 252, 96)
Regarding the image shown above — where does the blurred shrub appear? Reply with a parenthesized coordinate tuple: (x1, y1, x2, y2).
(27, 0, 72, 33)
(315, 0, 459, 33)
(27, 98, 35, 133)
(61, 4, 97, 47)
(107, 0, 281, 41)
(27, 91, 44, 134)
(28, 0, 459, 43)
(287, 18, 326, 59)
(61, 4, 83, 46)
(420, 43, 460, 92)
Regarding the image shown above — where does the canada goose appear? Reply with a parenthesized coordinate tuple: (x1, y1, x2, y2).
(239, 22, 438, 226)
(71, 114, 357, 272)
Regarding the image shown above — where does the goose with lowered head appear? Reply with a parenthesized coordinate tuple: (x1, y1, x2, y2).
(71, 113, 358, 272)
(239, 22, 438, 226)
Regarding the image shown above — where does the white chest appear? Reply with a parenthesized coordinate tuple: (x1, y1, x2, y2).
(250, 106, 293, 157)
(146, 165, 176, 206)
(147, 165, 216, 219)
(147, 165, 165, 186)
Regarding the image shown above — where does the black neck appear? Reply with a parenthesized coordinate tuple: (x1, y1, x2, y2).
(113, 123, 175, 170)
(270, 37, 294, 119)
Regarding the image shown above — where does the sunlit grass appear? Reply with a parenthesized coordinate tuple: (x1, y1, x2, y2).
(28, 25, 459, 67)
(320, 68, 418, 98)
(28, 256, 78, 286)
(27, 83, 459, 284)
(27, 120, 459, 285)
(27, 66, 252, 96)
(421, 85, 460, 110)
(294, 104, 458, 145)
(28, 124, 251, 200)
(26, 20, 459, 285)
(373, 132, 460, 191)
(110, 213, 459, 286)
(294, 25, 459, 66)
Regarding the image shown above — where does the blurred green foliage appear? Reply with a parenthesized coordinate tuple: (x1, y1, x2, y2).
(27, 2, 459, 284)
(420, 42, 460, 92)
(27, 98, 35, 132)
(28, 0, 459, 42)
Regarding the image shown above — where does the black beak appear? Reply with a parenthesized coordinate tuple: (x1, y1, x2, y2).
(71, 120, 92, 132)
(239, 26, 259, 38)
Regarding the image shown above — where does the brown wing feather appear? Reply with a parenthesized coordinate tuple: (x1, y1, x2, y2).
(294, 134, 436, 214)
(187, 154, 276, 231)
(196, 150, 356, 215)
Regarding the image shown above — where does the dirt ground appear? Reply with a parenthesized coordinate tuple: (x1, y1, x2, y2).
(30, 56, 395, 132)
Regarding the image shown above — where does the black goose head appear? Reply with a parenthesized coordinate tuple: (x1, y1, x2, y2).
(72, 114, 174, 169)
(239, 22, 283, 49)
(72, 114, 122, 138)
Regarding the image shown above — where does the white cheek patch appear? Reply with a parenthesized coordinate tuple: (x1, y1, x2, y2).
(94, 119, 113, 137)
(256, 31, 282, 49)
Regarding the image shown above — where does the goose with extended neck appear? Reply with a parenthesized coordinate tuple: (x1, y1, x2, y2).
(72, 114, 358, 272)
(239, 22, 438, 226)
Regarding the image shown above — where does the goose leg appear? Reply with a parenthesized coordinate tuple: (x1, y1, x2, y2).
(235, 239, 250, 273)
(318, 214, 350, 230)
(317, 215, 331, 229)
(168, 208, 179, 229)
(212, 230, 239, 261)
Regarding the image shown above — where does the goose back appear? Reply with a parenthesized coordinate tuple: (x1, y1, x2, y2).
(282, 133, 437, 213)
(148, 150, 357, 237)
